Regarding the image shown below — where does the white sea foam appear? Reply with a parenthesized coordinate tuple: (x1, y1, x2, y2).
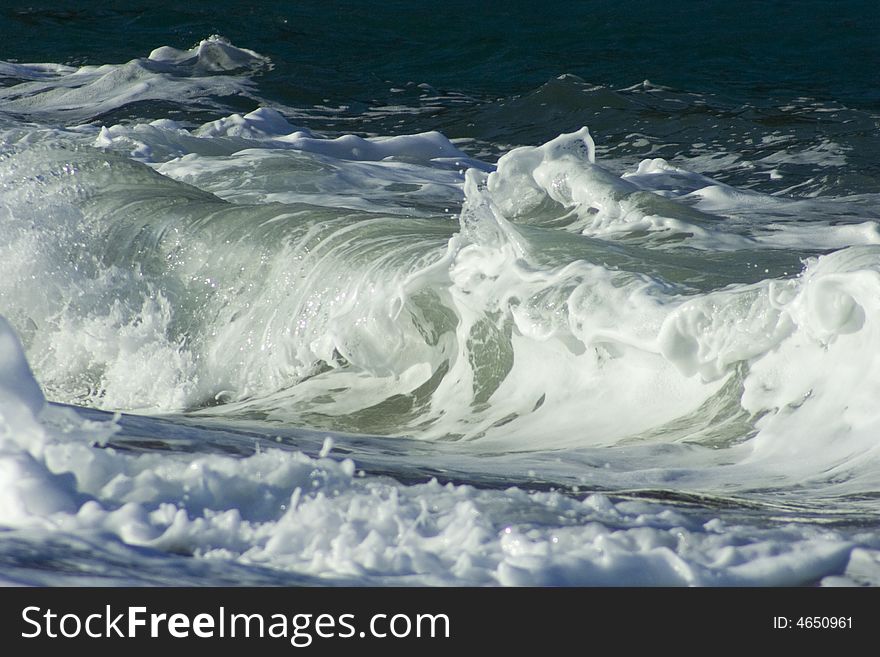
(84, 107, 488, 214)
(0, 316, 867, 585)
(0, 36, 266, 124)
(482, 132, 880, 250)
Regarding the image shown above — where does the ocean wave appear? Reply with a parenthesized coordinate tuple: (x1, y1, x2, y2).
(1, 113, 879, 484)
(2, 34, 880, 586)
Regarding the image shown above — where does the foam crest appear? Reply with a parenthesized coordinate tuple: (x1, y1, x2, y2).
(739, 248, 880, 477)
(649, 245, 880, 488)
(87, 108, 484, 213)
(0, 37, 266, 124)
(147, 36, 269, 74)
(0, 319, 861, 585)
(658, 281, 797, 380)
(194, 107, 312, 141)
(480, 129, 752, 247)
(482, 129, 880, 252)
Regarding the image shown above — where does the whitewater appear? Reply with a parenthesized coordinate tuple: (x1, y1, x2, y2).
(1, 36, 880, 586)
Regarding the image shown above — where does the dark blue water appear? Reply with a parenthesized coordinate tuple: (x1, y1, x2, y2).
(4, 1, 878, 112)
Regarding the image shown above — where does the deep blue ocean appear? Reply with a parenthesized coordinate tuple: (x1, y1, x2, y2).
(5, 1, 879, 105)
(1, 1, 879, 586)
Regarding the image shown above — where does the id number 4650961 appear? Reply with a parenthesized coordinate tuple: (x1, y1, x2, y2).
(773, 617, 852, 629)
